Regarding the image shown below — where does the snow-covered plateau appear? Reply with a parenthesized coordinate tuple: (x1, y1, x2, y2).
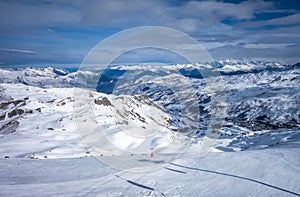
(0, 59, 299, 196)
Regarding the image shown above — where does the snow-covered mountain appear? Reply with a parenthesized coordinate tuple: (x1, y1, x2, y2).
(1, 60, 299, 153)
(0, 59, 299, 196)
(0, 83, 185, 160)
(0, 59, 297, 88)
(0, 67, 98, 88)
(112, 61, 300, 152)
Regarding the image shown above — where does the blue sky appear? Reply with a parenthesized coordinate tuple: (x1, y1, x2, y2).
(0, 0, 299, 66)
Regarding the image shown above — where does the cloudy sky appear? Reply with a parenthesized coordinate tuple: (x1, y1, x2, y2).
(0, 0, 299, 66)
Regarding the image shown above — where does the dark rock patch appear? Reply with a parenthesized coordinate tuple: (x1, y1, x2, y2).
(94, 97, 112, 106)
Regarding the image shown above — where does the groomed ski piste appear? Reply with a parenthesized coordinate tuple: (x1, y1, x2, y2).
(1, 145, 299, 196)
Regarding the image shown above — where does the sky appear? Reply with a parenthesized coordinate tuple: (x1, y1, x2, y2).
(0, 0, 299, 66)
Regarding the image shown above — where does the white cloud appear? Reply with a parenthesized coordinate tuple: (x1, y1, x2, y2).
(0, 48, 37, 54)
(81, 0, 170, 25)
(177, 0, 273, 21)
(209, 44, 300, 64)
(239, 13, 300, 28)
(0, 0, 80, 29)
(79, 0, 274, 31)
(0, 0, 299, 64)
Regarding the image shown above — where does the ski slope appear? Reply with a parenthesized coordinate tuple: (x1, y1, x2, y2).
(0, 146, 299, 196)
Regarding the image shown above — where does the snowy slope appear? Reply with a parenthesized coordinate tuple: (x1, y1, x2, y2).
(0, 83, 85, 159)
(110, 62, 300, 150)
(1, 61, 299, 154)
(0, 67, 98, 88)
(0, 59, 299, 196)
(0, 83, 182, 161)
(0, 147, 299, 196)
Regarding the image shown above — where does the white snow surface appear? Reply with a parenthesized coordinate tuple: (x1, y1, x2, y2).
(0, 83, 299, 196)
(0, 83, 181, 160)
(0, 147, 299, 196)
(0, 60, 299, 196)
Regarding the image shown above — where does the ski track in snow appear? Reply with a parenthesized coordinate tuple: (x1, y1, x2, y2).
(0, 148, 299, 196)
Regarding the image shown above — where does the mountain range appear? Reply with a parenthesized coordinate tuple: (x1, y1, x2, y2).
(0, 59, 299, 196)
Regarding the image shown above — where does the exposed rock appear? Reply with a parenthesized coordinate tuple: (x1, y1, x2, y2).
(0, 99, 24, 109)
(8, 109, 24, 118)
(0, 120, 19, 134)
(94, 97, 112, 106)
(0, 113, 5, 121)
